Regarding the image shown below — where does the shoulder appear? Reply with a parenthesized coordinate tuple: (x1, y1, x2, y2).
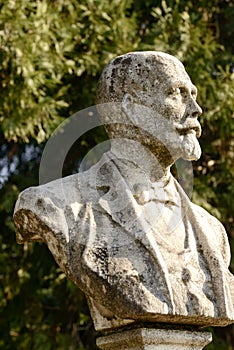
(191, 202, 225, 233)
(14, 173, 82, 213)
(13, 155, 112, 243)
(191, 203, 231, 266)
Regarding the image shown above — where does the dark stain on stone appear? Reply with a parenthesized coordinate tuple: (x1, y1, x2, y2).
(113, 56, 123, 65)
(111, 68, 117, 79)
(109, 84, 114, 93)
(121, 56, 132, 66)
(36, 198, 43, 208)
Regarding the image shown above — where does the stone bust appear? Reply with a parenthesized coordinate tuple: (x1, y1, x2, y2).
(14, 51, 234, 332)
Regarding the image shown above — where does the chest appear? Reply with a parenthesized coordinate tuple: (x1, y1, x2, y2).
(140, 201, 187, 253)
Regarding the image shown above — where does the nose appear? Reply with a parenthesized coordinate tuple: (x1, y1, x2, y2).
(188, 98, 202, 118)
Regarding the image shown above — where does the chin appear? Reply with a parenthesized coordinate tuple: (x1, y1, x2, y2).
(181, 145, 202, 161)
(180, 133, 202, 161)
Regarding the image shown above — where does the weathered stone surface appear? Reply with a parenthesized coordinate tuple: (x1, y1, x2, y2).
(96, 328, 212, 350)
(14, 52, 234, 332)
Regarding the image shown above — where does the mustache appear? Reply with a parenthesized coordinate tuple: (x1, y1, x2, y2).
(174, 121, 202, 138)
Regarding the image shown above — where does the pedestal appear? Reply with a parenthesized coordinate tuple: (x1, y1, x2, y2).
(96, 327, 212, 350)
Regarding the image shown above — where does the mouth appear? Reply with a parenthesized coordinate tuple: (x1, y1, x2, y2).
(175, 124, 201, 138)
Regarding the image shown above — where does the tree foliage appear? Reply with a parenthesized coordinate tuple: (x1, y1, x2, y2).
(0, 0, 138, 142)
(0, 0, 233, 349)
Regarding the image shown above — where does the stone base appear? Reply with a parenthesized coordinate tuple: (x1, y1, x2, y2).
(96, 327, 212, 350)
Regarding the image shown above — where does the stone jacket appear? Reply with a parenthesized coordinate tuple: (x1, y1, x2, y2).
(14, 153, 234, 330)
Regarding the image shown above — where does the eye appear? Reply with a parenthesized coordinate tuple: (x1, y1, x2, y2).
(167, 86, 187, 96)
(191, 89, 197, 98)
(178, 87, 187, 95)
(167, 87, 180, 95)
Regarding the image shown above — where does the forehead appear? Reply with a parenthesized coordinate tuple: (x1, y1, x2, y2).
(163, 74, 197, 93)
(126, 53, 196, 95)
(149, 58, 193, 89)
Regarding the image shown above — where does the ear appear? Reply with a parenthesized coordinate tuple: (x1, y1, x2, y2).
(122, 93, 138, 124)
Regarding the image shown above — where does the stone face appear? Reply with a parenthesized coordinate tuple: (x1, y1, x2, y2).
(14, 52, 234, 332)
(96, 328, 212, 350)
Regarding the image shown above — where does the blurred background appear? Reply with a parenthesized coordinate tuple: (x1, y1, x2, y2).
(0, 0, 233, 349)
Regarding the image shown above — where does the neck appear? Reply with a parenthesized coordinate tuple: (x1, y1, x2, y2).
(109, 138, 174, 184)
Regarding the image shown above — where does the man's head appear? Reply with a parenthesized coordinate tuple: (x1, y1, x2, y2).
(96, 51, 202, 162)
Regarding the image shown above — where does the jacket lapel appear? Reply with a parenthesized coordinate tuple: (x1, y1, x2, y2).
(98, 159, 175, 313)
